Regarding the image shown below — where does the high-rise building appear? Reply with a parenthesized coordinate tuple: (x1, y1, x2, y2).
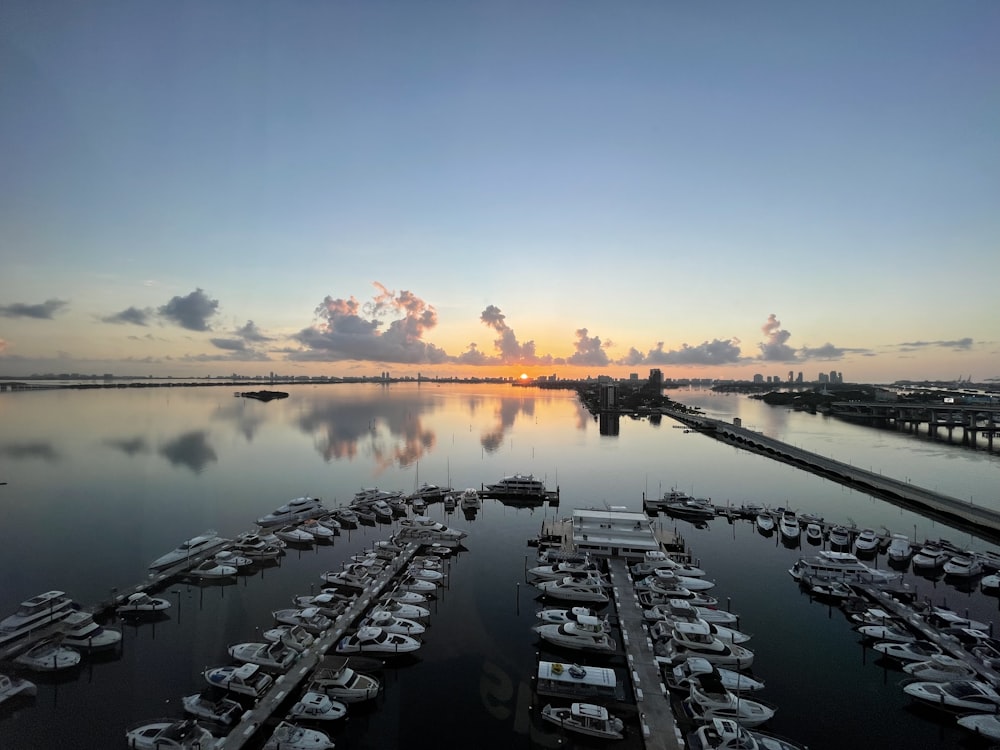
(648, 369, 663, 390)
(599, 383, 618, 411)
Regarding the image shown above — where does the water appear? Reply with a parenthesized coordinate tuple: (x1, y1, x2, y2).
(1, 383, 998, 749)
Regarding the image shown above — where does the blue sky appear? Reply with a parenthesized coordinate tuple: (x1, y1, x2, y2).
(1, 2, 997, 382)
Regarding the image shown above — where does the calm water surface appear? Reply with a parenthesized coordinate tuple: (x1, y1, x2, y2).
(1, 383, 998, 749)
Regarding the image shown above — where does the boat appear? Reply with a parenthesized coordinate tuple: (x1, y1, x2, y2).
(528, 557, 600, 582)
(536, 606, 603, 625)
(408, 482, 453, 503)
(148, 531, 227, 570)
(292, 592, 354, 619)
(255, 497, 326, 528)
(630, 550, 707, 578)
(887, 534, 913, 564)
(272, 607, 333, 634)
(125, 718, 220, 749)
(852, 528, 879, 556)
(944, 554, 984, 578)
(788, 550, 900, 585)
(212, 550, 254, 569)
(373, 598, 431, 620)
(637, 588, 720, 609)
(308, 658, 381, 703)
(535, 661, 621, 702)
(923, 606, 988, 632)
(410, 496, 427, 513)
(644, 600, 740, 626)
(228, 640, 298, 671)
(262, 721, 335, 750)
(666, 657, 765, 693)
(404, 564, 443, 582)
(903, 679, 1000, 713)
(777, 510, 800, 542)
(911, 542, 951, 570)
(336, 626, 421, 655)
(459, 487, 482, 510)
(288, 691, 348, 722)
(273, 525, 315, 545)
(329, 506, 360, 528)
(827, 525, 851, 548)
(655, 621, 754, 668)
(397, 515, 468, 541)
(982, 573, 1000, 593)
(321, 566, 379, 590)
(957, 713, 1000, 740)
(370, 500, 394, 523)
(534, 576, 610, 604)
(755, 513, 774, 534)
(263, 624, 316, 652)
(382, 588, 429, 606)
(204, 662, 273, 698)
(804, 522, 823, 544)
(353, 487, 404, 505)
(0, 673, 37, 704)
(901, 655, 980, 682)
(396, 575, 438, 593)
(540, 702, 624, 740)
(871, 639, 945, 663)
(801, 576, 854, 601)
(57, 610, 122, 650)
(533, 615, 617, 653)
(649, 567, 716, 591)
(683, 673, 777, 727)
(650, 616, 750, 646)
(181, 691, 243, 724)
(358, 610, 425, 635)
(297, 518, 337, 542)
(687, 717, 808, 750)
(13, 639, 81, 671)
(857, 623, 916, 643)
(116, 592, 172, 615)
(0, 590, 77, 643)
(662, 494, 716, 521)
(187, 558, 238, 579)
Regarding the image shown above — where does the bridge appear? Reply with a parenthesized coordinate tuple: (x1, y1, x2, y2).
(830, 402, 1000, 449)
(663, 409, 1000, 544)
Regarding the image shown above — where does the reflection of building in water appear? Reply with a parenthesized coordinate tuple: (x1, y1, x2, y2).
(599, 412, 619, 436)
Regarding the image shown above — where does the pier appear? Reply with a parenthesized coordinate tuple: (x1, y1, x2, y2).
(664, 409, 1000, 543)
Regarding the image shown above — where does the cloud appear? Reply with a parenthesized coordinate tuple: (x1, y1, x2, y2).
(158, 288, 219, 331)
(0, 298, 68, 319)
(898, 337, 974, 351)
(798, 343, 872, 360)
(235, 320, 272, 342)
(289, 283, 450, 364)
(758, 314, 797, 361)
(626, 339, 744, 366)
(566, 328, 611, 366)
(102, 306, 153, 326)
(478, 305, 553, 365)
(209, 338, 249, 352)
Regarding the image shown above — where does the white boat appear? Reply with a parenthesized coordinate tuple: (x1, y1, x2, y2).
(58, 610, 122, 650)
(924, 606, 988, 632)
(661, 495, 716, 521)
(297, 518, 337, 542)
(396, 575, 438, 593)
(292, 593, 353, 619)
(911, 542, 951, 569)
(255, 497, 326, 528)
(188, 559, 238, 579)
(125, 718, 220, 749)
(667, 657, 765, 693)
(308, 659, 381, 703)
(321, 566, 378, 590)
(330, 506, 360, 527)
(148, 532, 227, 571)
(232, 532, 285, 559)
(944, 555, 984, 578)
(273, 525, 315, 545)
(852, 528, 879, 556)
(903, 680, 1000, 713)
(459, 487, 482, 509)
(644, 600, 740, 626)
(263, 624, 315, 652)
(683, 674, 777, 727)
(533, 616, 617, 653)
(536, 606, 603, 625)
(778, 511, 800, 541)
(404, 565, 443, 582)
(228, 640, 298, 671)
(204, 662, 273, 697)
(288, 691, 347, 722)
(359, 610, 425, 635)
(650, 567, 716, 592)
(755, 513, 775, 534)
(534, 576, 610, 604)
(262, 721, 335, 750)
(655, 621, 754, 668)
(982, 573, 1000, 593)
(0, 590, 76, 643)
(788, 550, 900, 585)
(887, 534, 913, 563)
(634, 575, 701, 600)
(630, 550, 707, 578)
(540, 702, 624, 740)
(13, 639, 81, 671)
(116, 592, 172, 615)
(687, 717, 808, 750)
(181, 692, 243, 724)
(210, 550, 252, 569)
(857, 623, 915, 643)
(273, 607, 333, 634)
(408, 482, 452, 503)
(872, 639, 944, 663)
(957, 713, 1000, 740)
(804, 523, 823, 544)
(397, 515, 468, 540)
(353, 487, 404, 505)
(373, 598, 431, 620)
(902, 655, 979, 682)
(638, 589, 720, 609)
(336, 626, 421, 655)
(0, 673, 37, 704)
(802, 577, 854, 600)
(529, 558, 600, 582)
(370, 499, 394, 522)
(650, 617, 751, 645)
(485, 473, 549, 497)
(410, 497, 427, 512)
(828, 525, 851, 548)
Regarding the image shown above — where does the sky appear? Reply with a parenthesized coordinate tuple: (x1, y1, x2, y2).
(1, 2, 998, 384)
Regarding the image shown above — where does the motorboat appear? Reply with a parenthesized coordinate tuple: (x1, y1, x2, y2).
(404, 564, 443, 582)
(827, 525, 851, 548)
(957, 713, 1000, 741)
(297, 518, 337, 542)
(397, 515, 468, 541)
(755, 513, 775, 534)
(353, 487, 404, 505)
(662, 495, 716, 521)
(650, 617, 750, 646)
(924, 606, 988, 632)
(0, 590, 77, 643)
(857, 623, 915, 643)
(634, 575, 703, 601)
(408, 482, 453, 503)
(778, 511, 800, 542)
(395, 575, 438, 593)
(982, 573, 1000, 593)
(801, 577, 854, 601)
(687, 718, 808, 750)
(330, 506, 360, 527)
(911, 542, 951, 570)
(116, 592, 172, 615)
(315, 515, 342, 533)
(540, 702, 624, 740)
(683, 674, 777, 727)
(181, 691, 243, 725)
(148, 531, 227, 570)
(288, 691, 348, 722)
(272, 607, 333, 634)
(410, 496, 427, 513)
(255, 496, 326, 528)
(788, 550, 900, 585)
(650, 567, 716, 591)
(459, 487, 482, 509)
(382, 588, 429, 605)
(263, 625, 315, 652)
(370, 500, 394, 523)
(485, 473, 549, 497)
(644, 600, 739, 626)
(187, 558, 238, 579)
(308, 659, 381, 703)
(887, 534, 913, 564)
(852, 528, 879, 556)
(204, 663, 273, 698)
(321, 566, 379, 590)
(529, 557, 600, 582)
(292, 593, 353, 619)
(536, 606, 603, 625)
(850, 607, 897, 627)
(903, 680, 1000, 713)
(213, 550, 254, 569)
(232, 532, 285, 560)
(534, 576, 610, 604)
(125, 718, 220, 749)
(902, 655, 979, 682)
(666, 657, 765, 693)
(533, 615, 617, 653)
(638, 589, 719, 609)
(0, 673, 37, 705)
(58, 610, 122, 650)
(655, 621, 754, 668)
(336, 626, 421, 655)
(631, 550, 707, 578)
(13, 639, 81, 671)
(228, 640, 298, 671)
(944, 555, 984, 578)
(262, 721, 334, 750)
(358, 610, 425, 636)
(273, 525, 315, 545)
(872, 639, 944, 663)
(373, 598, 431, 621)
(804, 523, 823, 544)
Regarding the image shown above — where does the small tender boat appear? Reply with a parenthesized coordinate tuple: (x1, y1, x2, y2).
(204, 663, 273, 698)
(687, 717, 808, 750)
(533, 616, 617, 653)
(336, 626, 421, 655)
(116, 592, 172, 615)
(262, 721, 335, 750)
(263, 624, 316, 652)
(272, 607, 333, 634)
(903, 679, 1000, 713)
(902, 655, 979, 682)
(13, 639, 81, 671)
(228, 640, 298, 671)
(0, 672, 37, 704)
(125, 718, 220, 749)
(667, 657, 765, 693)
(181, 691, 243, 724)
(148, 532, 226, 571)
(540, 702, 624, 740)
(288, 691, 348, 722)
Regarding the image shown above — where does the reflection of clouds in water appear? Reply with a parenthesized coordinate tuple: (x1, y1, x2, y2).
(0, 441, 61, 462)
(159, 431, 217, 473)
(480, 396, 537, 453)
(211, 401, 267, 442)
(103, 436, 149, 456)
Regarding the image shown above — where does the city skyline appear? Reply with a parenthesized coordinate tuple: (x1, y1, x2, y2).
(2, 3, 998, 384)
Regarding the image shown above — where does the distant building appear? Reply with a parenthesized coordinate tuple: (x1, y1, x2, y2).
(648, 369, 663, 390)
(599, 383, 618, 411)
(753, 374, 763, 384)
(796, 372, 803, 383)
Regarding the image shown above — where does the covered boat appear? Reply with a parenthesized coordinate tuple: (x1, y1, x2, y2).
(288, 691, 348, 722)
(540, 702, 624, 740)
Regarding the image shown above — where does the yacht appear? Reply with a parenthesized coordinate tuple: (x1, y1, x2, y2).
(539, 702, 625, 740)
(58, 610, 122, 650)
(903, 679, 1000, 713)
(255, 497, 326, 528)
(0, 673, 37, 705)
(650, 616, 750, 646)
(228, 640, 298, 671)
(116, 592, 172, 615)
(827, 525, 851, 548)
(358, 610, 426, 636)
(643, 599, 740, 626)
(13, 639, 82, 671)
(0, 590, 77, 643)
(901, 654, 979, 682)
(788, 550, 900, 585)
(533, 615, 617, 653)
(755, 512, 775, 535)
(804, 523, 823, 544)
(484, 474, 548, 497)
(288, 691, 348, 722)
(263, 625, 315, 653)
(536, 606, 603, 625)
(852, 528, 879, 556)
(330, 506, 360, 528)
(661, 494, 716, 521)
(373, 597, 430, 621)
(297, 518, 337, 542)
(683, 674, 777, 727)
(148, 531, 227, 570)
(687, 718, 808, 750)
(396, 516, 468, 541)
(649, 567, 716, 592)
(459, 487, 482, 510)
(527, 557, 600, 582)
(666, 657, 764, 693)
(181, 692, 243, 725)
(872, 639, 944, 663)
(272, 607, 333, 634)
(204, 662, 274, 698)
(911, 542, 951, 570)
(943, 554, 984, 578)
(124, 718, 221, 750)
(230, 534, 285, 561)
(213, 550, 254, 568)
(655, 621, 754, 668)
(273, 525, 315, 546)
(534, 576, 610, 604)
(957, 713, 1000, 741)
(187, 558, 238, 579)
(408, 482, 453, 503)
(336, 626, 421, 655)
(630, 549, 707, 578)
(291, 593, 353, 619)
(778, 510, 800, 542)
(886, 533, 913, 564)
(262, 721, 334, 750)
(308, 659, 381, 703)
